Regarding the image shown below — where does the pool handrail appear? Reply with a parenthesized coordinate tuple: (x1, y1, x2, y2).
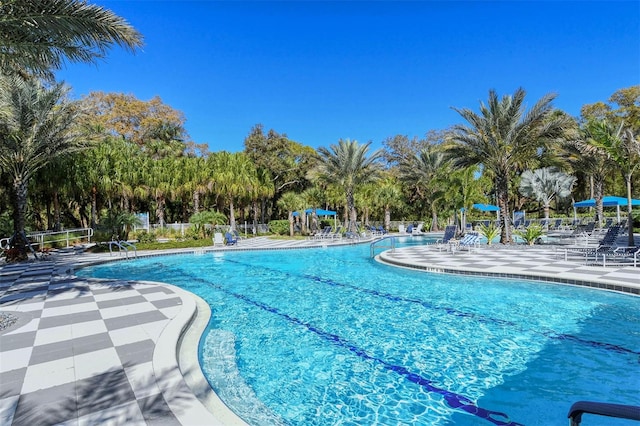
(568, 401, 640, 425)
(108, 240, 137, 258)
(370, 236, 395, 257)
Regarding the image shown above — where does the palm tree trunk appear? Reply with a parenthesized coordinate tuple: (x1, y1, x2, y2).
(384, 206, 391, 231)
(593, 176, 604, 227)
(347, 188, 356, 232)
(288, 211, 294, 236)
(91, 185, 98, 229)
(543, 203, 550, 230)
(430, 206, 439, 232)
(626, 175, 635, 246)
(193, 190, 200, 213)
(12, 175, 28, 235)
(229, 200, 236, 230)
(496, 175, 511, 244)
(156, 196, 165, 228)
(53, 188, 61, 231)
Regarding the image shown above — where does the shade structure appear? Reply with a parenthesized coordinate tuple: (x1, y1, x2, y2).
(573, 196, 640, 208)
(573, 196, 640, 223)
(292, 208, 337, 228)
(472, 203, 500, 212)
(293, 208, 337, 216)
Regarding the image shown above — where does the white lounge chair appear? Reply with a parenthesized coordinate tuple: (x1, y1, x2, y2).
(213, 232, 224, 246)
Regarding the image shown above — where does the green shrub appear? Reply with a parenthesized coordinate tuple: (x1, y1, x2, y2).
(133, 230, 156, 243)
(477, 222, 501, 245)
(269, 220, 290, 235)
(514, 224, 545, 245)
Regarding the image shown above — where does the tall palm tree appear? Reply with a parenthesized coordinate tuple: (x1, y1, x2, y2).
(212, 151, 260, 231)
(0, 76, 87, 249)
(577, 120, 639, 245)
(519, 167, 576, 229)
(277, 191, 302, 237)
(399, 145, 449, 232)
(374, 175, 404, 232)
(0, 0, 143, 78)
(446, 88, 570, 243)
(315, 139, 382, 232)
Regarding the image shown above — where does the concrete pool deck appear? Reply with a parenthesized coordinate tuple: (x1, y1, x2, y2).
(0, 235, 638, 425)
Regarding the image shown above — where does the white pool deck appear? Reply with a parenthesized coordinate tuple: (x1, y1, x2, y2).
(0, 234, 638, 425)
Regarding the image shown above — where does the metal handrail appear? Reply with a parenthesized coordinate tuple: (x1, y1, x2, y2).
(568, 401, 640, 425)
(370, 236, 395, 257)
(108, 240, 136, 258)
(119, 240, 137, 258)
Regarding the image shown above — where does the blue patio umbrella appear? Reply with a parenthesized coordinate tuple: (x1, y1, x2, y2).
(472, 203, 500, 212)
(573, 196, 640, 222)
(293, 208, 337, 227)
(472, 203, 500, 220)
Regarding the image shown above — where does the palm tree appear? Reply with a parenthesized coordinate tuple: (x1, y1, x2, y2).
(0, 0, 143, 78)
(315, 139, 382, 232)
(446, 88, 570, 243)
(277, 191, 303, 237)
(0, 76, 87, 251)
(519, 167, 576, 229)
(577, 120, 639, 245)
(374, 176, 404, 232)
(399, 145, 449, 232)
(211, 151, 260, 231)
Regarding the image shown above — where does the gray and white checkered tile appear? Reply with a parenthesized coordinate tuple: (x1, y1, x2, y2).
(0, 267, 185, 426)
(379, 244, 640, 294)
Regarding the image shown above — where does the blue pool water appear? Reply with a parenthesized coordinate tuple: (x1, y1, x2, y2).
(80, 239, 640, 425)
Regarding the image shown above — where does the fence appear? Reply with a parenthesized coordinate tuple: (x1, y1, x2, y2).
(0, 228, 94, 250)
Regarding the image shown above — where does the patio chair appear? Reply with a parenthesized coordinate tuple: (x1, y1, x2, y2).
(406, 224, 414, 234)
(550, 219, 563, 230)
(451, 231, 480, 254)
(436, 225, 457, 251)
(597, 246, 639, 267)
(314, 226, 332, 240)
(213, 232, 224, 246)
(224, 232, 238, 246)
(412, 223, 424, 234)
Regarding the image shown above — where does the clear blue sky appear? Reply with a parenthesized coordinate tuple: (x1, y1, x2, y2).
(56, 1, 640, 153)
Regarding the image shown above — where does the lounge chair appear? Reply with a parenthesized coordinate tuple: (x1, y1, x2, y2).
(436, 225, 457, 251)
(377, 226, 388, 235)
(329, 226, 343, 240)
(213, 232, 225, 246)
(406, 224, 414, 234)
(550, 219, 563, 230)
(598, 246, 639, 267)
(314, 226, 332, 240)
(563, 225, 622, 263)
(412, 223, 424, 234)
(224, 232, 238, 245)
(451, 231, 480, 254)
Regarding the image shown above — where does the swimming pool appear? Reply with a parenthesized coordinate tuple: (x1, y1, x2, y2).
(80, 240, 640, 425)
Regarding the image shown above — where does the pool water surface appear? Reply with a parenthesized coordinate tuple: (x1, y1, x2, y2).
(80, 241, 640, 425)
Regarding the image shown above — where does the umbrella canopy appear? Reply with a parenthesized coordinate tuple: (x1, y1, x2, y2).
(293, 208, 337, 216)
(472, 203, 500, 212)
(573, 196, 640, 207)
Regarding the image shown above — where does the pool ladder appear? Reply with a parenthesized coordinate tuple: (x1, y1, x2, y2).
(108, 240, 137, 258)
(370, 236, 396, 258)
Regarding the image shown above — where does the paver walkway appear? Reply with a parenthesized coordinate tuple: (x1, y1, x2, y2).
(1, 235, 638, 425)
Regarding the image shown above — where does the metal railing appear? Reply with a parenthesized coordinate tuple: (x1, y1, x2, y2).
(108, 240, 137, 258)
(370, 236, 396, 258)
(568, 401, 640, 425)
(0, 228, 93, 251)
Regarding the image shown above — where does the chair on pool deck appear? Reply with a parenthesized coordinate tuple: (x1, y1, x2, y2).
(213, 232, 224, 246)
(224, 232, 238, 246)
(451, 231, 480, 254)
(436, 225, 457, 251)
